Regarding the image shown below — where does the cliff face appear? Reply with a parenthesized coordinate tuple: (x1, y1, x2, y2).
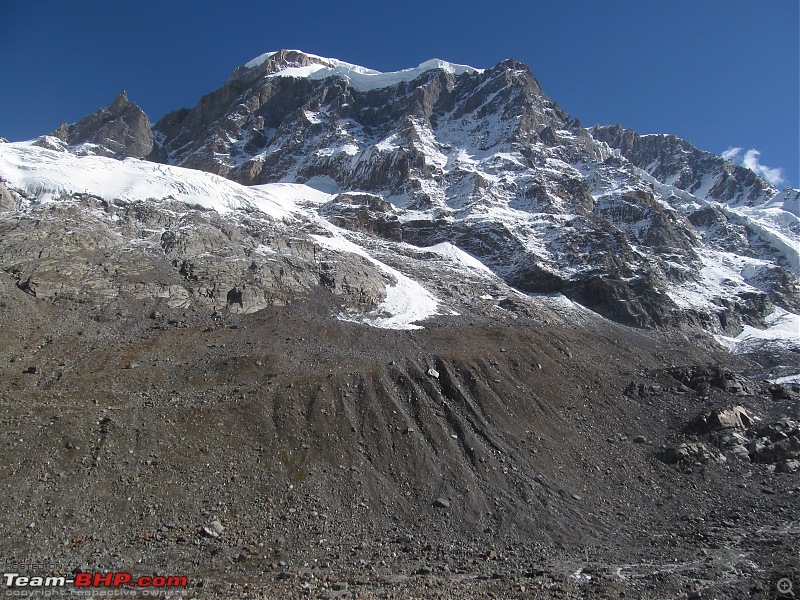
(591, 124, 783, 207)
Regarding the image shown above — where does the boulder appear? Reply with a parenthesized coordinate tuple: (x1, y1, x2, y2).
(689, 406, 755, 433)
(660, 442, 724, 465)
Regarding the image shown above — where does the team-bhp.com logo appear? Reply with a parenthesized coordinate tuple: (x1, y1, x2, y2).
(4, 571, 187, 593)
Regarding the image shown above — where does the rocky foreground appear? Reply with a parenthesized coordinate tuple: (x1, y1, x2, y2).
(1, 268, 798, 599)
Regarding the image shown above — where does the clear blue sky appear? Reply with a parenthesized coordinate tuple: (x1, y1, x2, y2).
(1, 1, 797, 188)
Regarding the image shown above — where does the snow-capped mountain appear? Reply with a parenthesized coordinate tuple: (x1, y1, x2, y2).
(1, 49, 798, 345)
(7, 50, 800, 599)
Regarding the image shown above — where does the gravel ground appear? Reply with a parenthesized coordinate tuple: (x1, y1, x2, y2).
(0, 273, 798, 599)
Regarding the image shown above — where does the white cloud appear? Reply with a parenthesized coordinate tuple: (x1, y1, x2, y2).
(741, 149, 785, 187)
(721, 146, 785, 187)
(722, 147, 742, 161)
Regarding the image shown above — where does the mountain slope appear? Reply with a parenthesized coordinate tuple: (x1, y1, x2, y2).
(592, 123, 800, 213)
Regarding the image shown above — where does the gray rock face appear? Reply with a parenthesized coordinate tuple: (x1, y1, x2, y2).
(660, 441, 724, 465)
(51, 91, 154, 158)
(748, 419, 800, 464)
(592, 126, 800, 319)
(0, 182, 21, 212)
(162, 55, 546, 187)
(320, 193, 402, 241)
(689, 406, 755, 433)
(0, 194, 388, 316)
(666, 365, 753, 396)
(153, 52, 601, 188)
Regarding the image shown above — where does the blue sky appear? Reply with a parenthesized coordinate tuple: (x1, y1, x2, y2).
(1, 1, 797, 188)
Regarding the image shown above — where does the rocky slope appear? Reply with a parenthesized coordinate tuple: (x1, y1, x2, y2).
(592, 124, 800, 210)
(0, 267, 798, 598)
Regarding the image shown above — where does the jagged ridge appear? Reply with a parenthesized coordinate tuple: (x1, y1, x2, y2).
(3, 49, 798, 338)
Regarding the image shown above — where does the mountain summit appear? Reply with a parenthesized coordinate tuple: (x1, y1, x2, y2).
(50, 89, 154, 158)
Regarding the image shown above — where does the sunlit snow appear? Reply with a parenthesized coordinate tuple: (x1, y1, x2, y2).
(310, 233, 439, 330)
(423, 242, 493, 274)
(247, 51, 483, 92)
(714, 308, 800, 354)
(0, 142, 334, 219)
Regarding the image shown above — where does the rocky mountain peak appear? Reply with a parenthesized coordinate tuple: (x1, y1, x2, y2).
(108, 89, 130, 113)
(138, 51, 800, 331)
(227, 49, 325, 85)
(3, 51, 798, 337)
(236, 49, 485, 85)
(244, 49, 329, 73)
(50, 89, 153, 159)
(0, 48, 798, 599)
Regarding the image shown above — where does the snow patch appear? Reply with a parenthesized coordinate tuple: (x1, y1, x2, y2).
(0, 142, 337, 219)
(250, 51, 483, 92)
(714, 308, 800, 354)
(376, 133, 402, 152)
(423, 242, 493, 274)
(366, 271, 439, 330)
(243, 50, 279, 69)
(310, 233, 439, 330)
(771, 374, 800, 385)
(303, 175, 340, 194)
